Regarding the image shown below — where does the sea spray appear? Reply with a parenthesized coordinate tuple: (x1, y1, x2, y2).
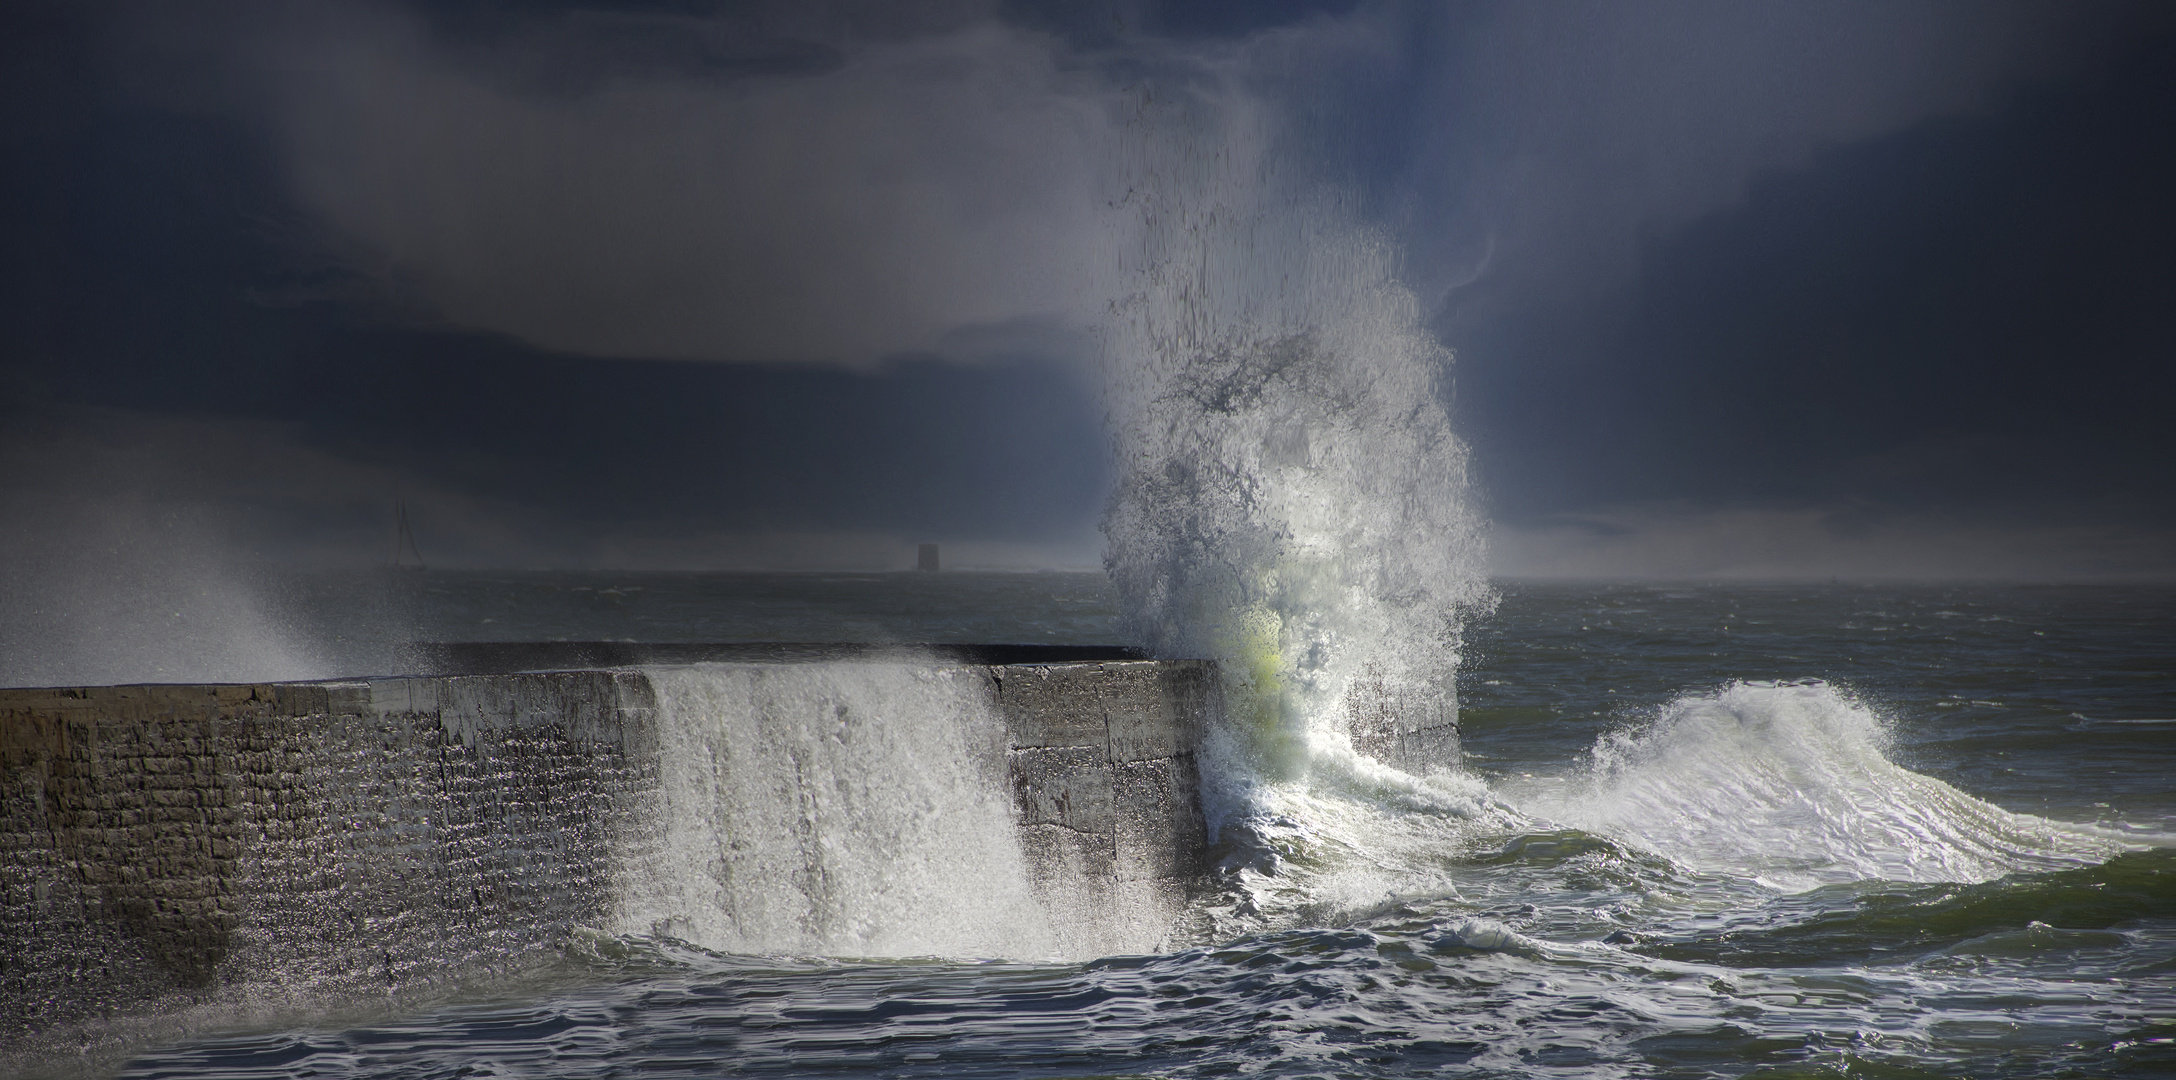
(1518, 680, 2131, 889)
(1086, 90, 2129, 933)
(1095, 85, 1501, 931)
(612, 662, 1063, 959)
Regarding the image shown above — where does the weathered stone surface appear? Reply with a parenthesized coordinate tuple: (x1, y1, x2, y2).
(1008, 747, 1116, 834)
(1345, 664, 1459, 776)
(1016, 822, 1119, 891)
(993, 664, 1112, 749)
(1112, 756, 1208, 883)
(0, 658, 1220, 1062)
(992, 660, 1216, 957)
(1106, 662, 1216, 762)
(0, 675, 657, 1056)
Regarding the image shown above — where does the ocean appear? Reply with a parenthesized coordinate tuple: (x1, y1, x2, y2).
(98, 572, 2176, 1079)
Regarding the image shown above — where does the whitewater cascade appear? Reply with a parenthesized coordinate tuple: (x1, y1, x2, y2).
(1099, 95, 1493, 769)
(614, 663, 1060, 958)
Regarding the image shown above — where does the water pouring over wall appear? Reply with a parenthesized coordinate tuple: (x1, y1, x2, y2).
(615, 663, 1056, 959)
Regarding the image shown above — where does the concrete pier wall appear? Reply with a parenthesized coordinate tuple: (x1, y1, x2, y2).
(0, 658, 1218, 1054)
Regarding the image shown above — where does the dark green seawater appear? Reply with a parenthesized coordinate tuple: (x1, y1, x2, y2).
(105, 578, 2176, 1078)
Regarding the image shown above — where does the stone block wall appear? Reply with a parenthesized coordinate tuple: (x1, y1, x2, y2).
(995, 660, 1216, 956)
(1344, 664, 1461, 776)
(0, 673, 657, 1053)
(0, 659, 1219, 1060)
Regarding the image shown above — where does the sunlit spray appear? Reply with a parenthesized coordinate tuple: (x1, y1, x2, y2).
(1517, 680, 2133, 890)
(1094, 82, 1503, 932)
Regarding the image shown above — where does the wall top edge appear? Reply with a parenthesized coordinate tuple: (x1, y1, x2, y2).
(0, 655, 1215, 700)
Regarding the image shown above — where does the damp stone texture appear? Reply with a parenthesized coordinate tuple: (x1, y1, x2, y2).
(993, 660, 1216, 957)
(0, 673, 658, 1059)
(1345, 668, 1461, 777)
(0, 659, 1216, 1061)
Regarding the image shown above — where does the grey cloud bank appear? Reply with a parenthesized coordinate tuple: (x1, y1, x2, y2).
(0, 0, 2168, 585)
(270, 9, 1121, 365)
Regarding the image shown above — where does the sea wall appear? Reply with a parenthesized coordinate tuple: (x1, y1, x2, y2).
(0, 658, 1217, 1054)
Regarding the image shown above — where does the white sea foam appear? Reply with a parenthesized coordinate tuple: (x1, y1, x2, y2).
(1517, 680, 2128, 889)
(613, 662, 1064, 959)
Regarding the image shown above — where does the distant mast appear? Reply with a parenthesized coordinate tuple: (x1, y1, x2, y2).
(917, 543, 940, 572)
(391, 502, 426, 572)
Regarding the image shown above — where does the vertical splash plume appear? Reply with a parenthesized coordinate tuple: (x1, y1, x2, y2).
(1101, 83, 1492, 777)
(1096, 82, 1500, 927)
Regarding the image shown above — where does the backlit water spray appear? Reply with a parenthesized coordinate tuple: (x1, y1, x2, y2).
(1090, 83, 2130, 937)
(1095, 84, 1506, 933)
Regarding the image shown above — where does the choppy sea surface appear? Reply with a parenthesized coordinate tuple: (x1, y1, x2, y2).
(107, 575, 2176, 1078)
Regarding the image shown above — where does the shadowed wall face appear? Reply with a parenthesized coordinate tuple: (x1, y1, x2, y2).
(0, 659, 1225, 1064)
(0, 675, 653, 1050)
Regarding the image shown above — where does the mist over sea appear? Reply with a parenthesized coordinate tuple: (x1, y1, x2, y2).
(79, 573, 2175, 1079)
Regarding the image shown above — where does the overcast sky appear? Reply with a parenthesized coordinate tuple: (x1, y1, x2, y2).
(3, 0, 2171, 580)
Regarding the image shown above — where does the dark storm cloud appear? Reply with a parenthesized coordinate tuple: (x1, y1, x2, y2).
(1406, 1, 2115, 304)
(1608, 53, 2176, 515)
(1, 0, 1388, 568)
(254, 2, 1120, 366)
(0, 0, 1180, 567)
(1361, 1, 2176, 576)
(3, 0, 2168, 580)
(236, 0, 1387, 369)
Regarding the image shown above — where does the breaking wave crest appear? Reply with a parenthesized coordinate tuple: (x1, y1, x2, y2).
(1519, 680, 2134, 890)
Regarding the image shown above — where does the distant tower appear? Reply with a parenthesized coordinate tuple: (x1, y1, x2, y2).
(917, 543, 940, 572)
(390, 502, 426, 572)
